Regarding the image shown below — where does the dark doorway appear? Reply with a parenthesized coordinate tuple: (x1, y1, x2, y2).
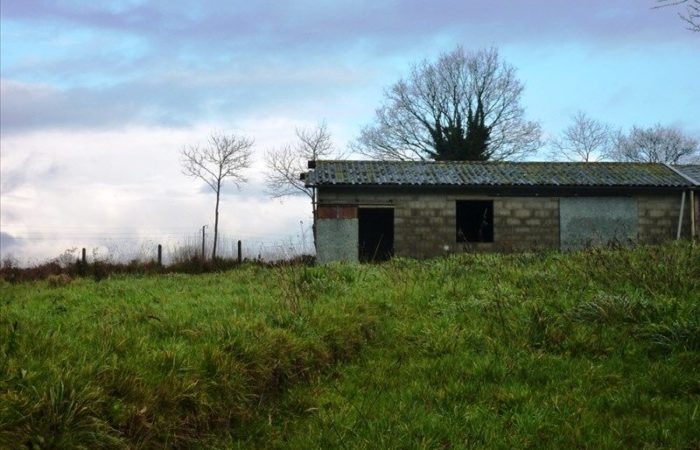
(358, 208, 394, 262)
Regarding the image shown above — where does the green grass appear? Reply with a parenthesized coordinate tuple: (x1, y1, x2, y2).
(1, 243, 699, 449)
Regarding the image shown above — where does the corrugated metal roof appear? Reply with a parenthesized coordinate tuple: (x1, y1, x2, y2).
(673, 165, 700, 185)
(305, 160, 691, 188)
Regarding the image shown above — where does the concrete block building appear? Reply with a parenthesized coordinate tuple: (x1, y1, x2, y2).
(304, 161, 699, 263)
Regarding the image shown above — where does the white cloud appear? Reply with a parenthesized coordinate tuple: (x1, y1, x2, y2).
(0, 121, 317, 263)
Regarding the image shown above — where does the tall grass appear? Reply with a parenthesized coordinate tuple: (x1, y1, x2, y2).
(0, 264, 380, 448)
(0, 242, 698, 449)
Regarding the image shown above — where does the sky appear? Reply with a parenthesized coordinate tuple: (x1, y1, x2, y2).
(1, 0, 699, 263)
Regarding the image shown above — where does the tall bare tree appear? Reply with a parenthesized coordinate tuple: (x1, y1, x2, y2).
(352, 47, 542, 161)
(264, 122, 336, 216)
(181, 133, 254, 260)
(549, 111, 614, 162)
(656, 0, 700, 31)
(611, 124, 699, 164)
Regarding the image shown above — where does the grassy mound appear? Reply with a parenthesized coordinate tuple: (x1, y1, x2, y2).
(1, 243, 698, 448)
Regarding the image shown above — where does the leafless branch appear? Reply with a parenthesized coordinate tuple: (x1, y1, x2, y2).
(610, 124, 699, 164)
(353, 47, 542, 161)
(655, 0, 700, 32)
(181, 132, 254, 259)
(548, 111, 614, 162)
(264, 121, 338, 203)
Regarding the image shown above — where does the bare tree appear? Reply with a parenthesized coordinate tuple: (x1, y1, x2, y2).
(611, 124, 699, 164)
(181, 133, 254, 260)
(656, 0, 700, 32)
(352, 47, 542, 161)
(264, 122, 336, 215)
(548, 111, 614, 162)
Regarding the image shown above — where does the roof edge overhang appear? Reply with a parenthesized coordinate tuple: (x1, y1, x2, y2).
(666, 164, 700, 186)
(312, 183, 690, 195)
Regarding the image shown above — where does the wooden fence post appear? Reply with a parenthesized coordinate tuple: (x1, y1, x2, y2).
(237, 240, 242, 264)
(157, 244, 162, 266)
(201, 225, 206, 261)
(82, 248, 87, 265)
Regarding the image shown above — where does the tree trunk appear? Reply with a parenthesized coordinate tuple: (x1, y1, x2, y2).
(212, 182, 221, 260)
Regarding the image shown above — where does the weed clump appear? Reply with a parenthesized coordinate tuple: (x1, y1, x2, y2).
(46, 274, 73, 288)
(570, 293, 660, 325)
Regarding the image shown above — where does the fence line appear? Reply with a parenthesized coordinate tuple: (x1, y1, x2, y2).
(1, 226, 315, 267)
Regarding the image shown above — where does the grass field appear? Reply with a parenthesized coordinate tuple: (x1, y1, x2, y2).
(1, 243, 699, 449)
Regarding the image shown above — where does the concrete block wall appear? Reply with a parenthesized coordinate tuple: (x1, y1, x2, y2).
(316, 187, 692, 260)
(318, 188, 560, 258)
(638, 193, 691, 243)
(492, 197, 559, 252)
(393, 195, 454, 258)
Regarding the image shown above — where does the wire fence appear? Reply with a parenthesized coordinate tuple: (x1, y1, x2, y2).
(1, 225, 315, 267)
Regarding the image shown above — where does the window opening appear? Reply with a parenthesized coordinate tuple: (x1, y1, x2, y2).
(456, 200, 493, 242)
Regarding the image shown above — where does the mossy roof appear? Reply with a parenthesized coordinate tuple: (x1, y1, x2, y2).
(305, 160, 691, 188)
